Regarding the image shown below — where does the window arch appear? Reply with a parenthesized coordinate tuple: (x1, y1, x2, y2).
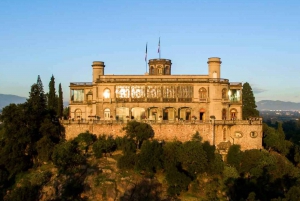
(74, 109, 82, 120)
(103, 88, 111, 98)
(230, 108, 237, 120)
(104, 108, 110, 120)
(165, 67, 169, 75)
(213, 71, 217, 78)
(151, 66, 155, 75)
(222, 108, 227, 120)
(198, 87, 207, 99)
(222, 88, 227, 99)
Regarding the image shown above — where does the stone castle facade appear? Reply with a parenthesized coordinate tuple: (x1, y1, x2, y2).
(67, 57, 262, 150)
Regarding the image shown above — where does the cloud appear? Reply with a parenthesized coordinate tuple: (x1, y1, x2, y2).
(252, 87, 267, 94)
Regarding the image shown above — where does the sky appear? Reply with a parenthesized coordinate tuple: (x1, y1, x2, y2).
(0, 0, 299, 102)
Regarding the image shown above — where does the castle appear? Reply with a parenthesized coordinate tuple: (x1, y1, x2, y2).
(66, 57, 262, 151)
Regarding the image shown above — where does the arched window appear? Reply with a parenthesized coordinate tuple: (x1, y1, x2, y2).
(151, 66, 155, 75)
(103, 88, 110, 98)
(74, 109, 82, 120)
(213, 71, 217, 78)
(199, 87, 207, 99)
(230, 108, 237, 120)
(222, 108, 227, 120)
(222, 88, 227, 99)
(165, 67, 169, 75)
(104, 108, 110, 120)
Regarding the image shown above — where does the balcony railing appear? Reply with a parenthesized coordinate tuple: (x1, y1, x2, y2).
(96, 77, 229, 83)
(199, 98, 207, 102)
(61, 118, 262, 125)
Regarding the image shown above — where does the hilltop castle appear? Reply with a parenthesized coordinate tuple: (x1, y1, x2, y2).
(67, 57, 262, 151)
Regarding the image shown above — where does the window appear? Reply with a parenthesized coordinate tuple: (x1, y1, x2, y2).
(230, 108, 237, 120)
(234, 131, 243, 138)
(250, 131, 258, 138)
(104, 108, 110, 120)
(74, 109, 82, 119)
(199, 87, 207, 99)
(165, 66, 169, 74)
(103, 88, 110, 98)
(213, 71, 217, 78)
(222, 88, 227, 99)
(71, 89, 84, 102)
(229, 89, 241, 102)
(151, 66, 155, 75)
(222, 109, 227, 120)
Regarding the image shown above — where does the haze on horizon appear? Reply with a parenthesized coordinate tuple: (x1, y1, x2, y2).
(0, 0, 299, 102)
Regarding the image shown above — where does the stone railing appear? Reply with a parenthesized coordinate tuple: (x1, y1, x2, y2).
(61, 118, 262, 125)
(96, 77, 229, 83)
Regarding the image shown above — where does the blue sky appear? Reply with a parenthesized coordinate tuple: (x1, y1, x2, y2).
(0, 0, 299, 102)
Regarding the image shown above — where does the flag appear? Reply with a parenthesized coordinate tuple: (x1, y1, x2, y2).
(145, 43, 147, 61)
(158, 37, 160, 53)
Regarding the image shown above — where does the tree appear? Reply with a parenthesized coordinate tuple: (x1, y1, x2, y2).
(242, 82, 259, 119)
(63, 106, 70, 120)
(263, 123, 291, 155)
(57, 83, 64, 118)
(36, 136, 55, 163)
(180, 141, 207, 178)
(52, 141, 85, 172)
(74, 132, 97, 155)
(136, 140, 163, 173)
(48, 75, 57, 111)
(226, 144, 242, 171)
(92, 135, 116, 158)
(123, 121, 154, 149)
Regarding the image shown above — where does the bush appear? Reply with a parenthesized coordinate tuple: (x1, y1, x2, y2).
(52, 141, 85, 172)
(92, 135, 117, 158)
(6, 182, 39, 201)
(117, 152, 136, 170)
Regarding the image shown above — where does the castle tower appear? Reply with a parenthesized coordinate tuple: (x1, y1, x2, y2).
(148, 59, 172, 75)
(208, 57, 221, 79)
(92, 61, 105, 83)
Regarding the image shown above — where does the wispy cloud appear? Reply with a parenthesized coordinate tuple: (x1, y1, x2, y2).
(252, 87, 267, 94)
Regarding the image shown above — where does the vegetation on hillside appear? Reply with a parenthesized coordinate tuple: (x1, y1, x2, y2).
(1, 77, 300, 200)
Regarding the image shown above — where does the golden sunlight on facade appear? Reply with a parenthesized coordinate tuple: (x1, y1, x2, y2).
(67, 57, 262, 151)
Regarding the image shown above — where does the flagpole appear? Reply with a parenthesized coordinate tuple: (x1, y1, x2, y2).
(158, 37, 161, 59)
(145, 42, 147, 73)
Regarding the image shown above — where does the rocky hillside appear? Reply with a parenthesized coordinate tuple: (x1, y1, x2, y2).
(9, 149, 216, 201)
(9, 152, 170, 201)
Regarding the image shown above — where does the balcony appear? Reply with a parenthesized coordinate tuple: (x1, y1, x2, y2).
(178, 98, 192, 102)
(199, 98, 207, 103)
(222, 98, 230, 103)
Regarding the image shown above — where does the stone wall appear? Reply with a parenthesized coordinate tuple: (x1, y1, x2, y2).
(64, 121, 262, 150)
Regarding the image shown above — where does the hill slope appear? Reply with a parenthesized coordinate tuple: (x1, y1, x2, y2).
(257, 100, 300, 111)
(0, 94, 27, 109)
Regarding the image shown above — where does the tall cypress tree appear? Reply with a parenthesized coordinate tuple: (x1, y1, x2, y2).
(57, 83, 64, 118)
(48, 75, 57, 111)
(242, 82, 259, 119)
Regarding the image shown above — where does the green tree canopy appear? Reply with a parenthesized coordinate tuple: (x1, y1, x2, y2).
(123, 121, 154, 149)
(57, 83, 63, 118)
(47, 75, 57, 111)
(242, 82, 259, 119)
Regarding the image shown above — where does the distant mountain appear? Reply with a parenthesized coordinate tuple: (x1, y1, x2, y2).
(257, 100, 300, 111)
(0, 94, 27, 109)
